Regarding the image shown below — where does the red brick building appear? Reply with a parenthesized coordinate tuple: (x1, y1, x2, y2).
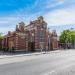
(50, 30, 58, 50)
(2, 16, 58, 52)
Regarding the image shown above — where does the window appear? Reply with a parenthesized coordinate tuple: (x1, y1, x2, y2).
(37, 31, 45, 42)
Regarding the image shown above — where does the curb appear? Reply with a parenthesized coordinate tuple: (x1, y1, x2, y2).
(0, 50, 64, 59)
(0, 52, 43, 59)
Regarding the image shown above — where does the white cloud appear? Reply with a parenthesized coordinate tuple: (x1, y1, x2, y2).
(46, 0, 64, 8)
(0, 21, 9, 24)
(44, 6, 75, 26)
(0, 17, 24, 26)
(0, 17, 22, 34)
(0, 0, 75, 34)
(0, 27, 14, 35)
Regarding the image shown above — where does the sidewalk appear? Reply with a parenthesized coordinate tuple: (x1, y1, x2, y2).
(0, 50, 74, 65)
(0, 49, 69, 59)
(0, 51, 46, 59)
(0, 52, 46, 65)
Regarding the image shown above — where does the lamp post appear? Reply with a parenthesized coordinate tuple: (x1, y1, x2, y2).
(48, 28, 50, 51)
(65, 38, 68, 49)
(48, 35, 50, 50)
(24, 33, 26, 51)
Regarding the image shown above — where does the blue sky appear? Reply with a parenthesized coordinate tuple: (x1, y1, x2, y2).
(0, 0, 75, 35)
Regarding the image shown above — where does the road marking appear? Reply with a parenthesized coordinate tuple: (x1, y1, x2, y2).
(43, 70, 55, 75)
(49, 70, 55, 74)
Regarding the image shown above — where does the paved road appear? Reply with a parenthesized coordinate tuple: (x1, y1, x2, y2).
(0, 50, 75, 75)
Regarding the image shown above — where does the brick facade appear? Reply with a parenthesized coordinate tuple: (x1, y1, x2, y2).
(2, 16, 58, 52)
(50, 30, 58, 50)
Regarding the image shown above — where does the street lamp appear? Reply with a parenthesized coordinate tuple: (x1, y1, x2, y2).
(65, 38, 68, 49)
(48, 28, 50, 51)
(48, 35, 50, 50)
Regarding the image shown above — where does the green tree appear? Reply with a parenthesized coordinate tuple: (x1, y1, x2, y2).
(0, 33, 4, 50)
(59, 29, 75, 48)
(0, 33, 3, 39)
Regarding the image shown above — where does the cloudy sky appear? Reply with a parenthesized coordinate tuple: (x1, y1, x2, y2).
(0, 0, 75, 35)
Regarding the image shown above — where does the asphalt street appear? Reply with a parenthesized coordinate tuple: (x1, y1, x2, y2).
(0, 50, 75, 75)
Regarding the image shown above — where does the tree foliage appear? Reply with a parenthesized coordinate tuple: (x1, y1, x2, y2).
(0, 33, 4, 39)
(59, 30, 75, 44)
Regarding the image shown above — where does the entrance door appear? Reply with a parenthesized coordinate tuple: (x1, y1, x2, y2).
(28, 42, 35, 52)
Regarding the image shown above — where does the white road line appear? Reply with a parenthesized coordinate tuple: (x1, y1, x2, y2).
(43, 70, 56, 75)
